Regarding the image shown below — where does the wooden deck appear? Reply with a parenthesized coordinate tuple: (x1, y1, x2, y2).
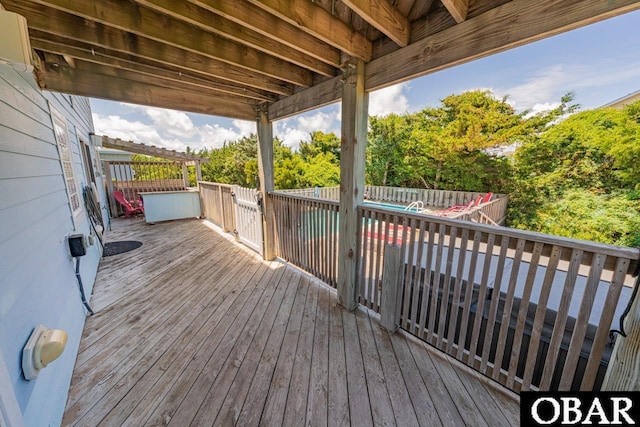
(63, 218, 520, 426)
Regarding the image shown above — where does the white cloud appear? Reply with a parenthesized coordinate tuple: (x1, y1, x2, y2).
(498, 58, 640, 112)
(369, 83, 410, 116)
(275, 110, 340, 148)
(91, 103, 257, 152)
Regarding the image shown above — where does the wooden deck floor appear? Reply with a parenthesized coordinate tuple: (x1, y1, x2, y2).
(63, 218, 520, 426)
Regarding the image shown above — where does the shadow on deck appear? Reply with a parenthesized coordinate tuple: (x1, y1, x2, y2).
(63, 218, 519, 426)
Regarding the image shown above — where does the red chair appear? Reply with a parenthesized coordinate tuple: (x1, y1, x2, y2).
(481, 192, 493, 204)
(113, 190, 144, 217)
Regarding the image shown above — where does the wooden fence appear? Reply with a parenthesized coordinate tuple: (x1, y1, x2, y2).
(198, 182, 236, 233)
(104, 160, 186, 217)
(276, 185, 509, 225)
(357, 203, 639, 393)
(270, 192, 340, 288)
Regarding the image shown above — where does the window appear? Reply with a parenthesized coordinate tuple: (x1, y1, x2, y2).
(51, 107, 82, 223)
(79, 138, 96, 185)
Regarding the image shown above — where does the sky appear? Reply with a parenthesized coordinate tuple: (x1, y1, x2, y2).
(90, 10, 640, 152)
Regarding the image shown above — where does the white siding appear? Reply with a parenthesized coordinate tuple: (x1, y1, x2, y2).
(0, 66, 102, 426)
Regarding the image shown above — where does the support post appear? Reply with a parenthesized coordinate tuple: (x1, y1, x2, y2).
(182, 162, 190, 187)
(337, 59, 369, 310)
(195, 160, 202, 183)
(257, 106, 276, 260)
(380, 244, 403, 332)
(602, 273, 640, 391)
(103, 161, 118, 218)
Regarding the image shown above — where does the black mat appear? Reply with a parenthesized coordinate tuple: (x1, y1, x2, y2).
(103, 241, 143, 257)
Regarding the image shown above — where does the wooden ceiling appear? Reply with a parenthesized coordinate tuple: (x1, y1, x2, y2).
(4, 0, 640, 122)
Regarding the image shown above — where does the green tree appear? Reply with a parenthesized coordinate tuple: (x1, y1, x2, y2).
(299, 131, 341, 163)
(509, 100, 640, 246)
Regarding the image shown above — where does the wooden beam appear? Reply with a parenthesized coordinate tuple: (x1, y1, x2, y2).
(256, 108, 276, 261)
(40, 65, 258, 120)
(268, 76, 343, 120)
(341, 0, 410, 47)
(337, 60, 368, 311)
(7, 3, 293, 96)
(133, 0, 336, 77)
(99, 136, 209, 162)
(31, 36, 278, 102)
(189, 0, 340, 67)
(366, 0, 640, 90)
(41, 55, 271, 104)
(440, 0, 469, 23)
(246, 0, 372, 62)
(21, 0, 312, 86)
(269, 0, 640, 119)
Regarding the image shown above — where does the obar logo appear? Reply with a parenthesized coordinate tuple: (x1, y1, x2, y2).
(521, 392, 640, 426)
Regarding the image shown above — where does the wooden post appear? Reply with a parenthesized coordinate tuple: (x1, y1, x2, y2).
(218, 184, 227, 231)
(337, 59, 368, 310)
(257, 107, 276, 260)
(103, 161, 118, 218)
(195, 160, 202, 183)
(602, 274, 640, 391)
(182, 162, 190, 187)
(381, 244, 403, 332)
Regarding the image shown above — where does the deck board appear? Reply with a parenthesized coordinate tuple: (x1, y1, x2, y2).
(63, 218, 520, 426)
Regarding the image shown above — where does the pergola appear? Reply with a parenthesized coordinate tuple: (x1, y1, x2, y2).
(5, 0, 640, 312)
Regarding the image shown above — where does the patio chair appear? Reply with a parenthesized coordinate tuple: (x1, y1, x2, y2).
(113, 190, 144, 217)
(439, 199, 475, 217)
(481, 192, 493, 204)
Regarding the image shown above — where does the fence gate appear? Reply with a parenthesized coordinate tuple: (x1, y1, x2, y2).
(233, 186, 263, 254)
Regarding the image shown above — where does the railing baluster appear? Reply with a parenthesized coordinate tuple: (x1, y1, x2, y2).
(507, 242, 544, 390)
(437, 225, 457, 349)
(469, 233, 495, 362)
(447, 228, 469, 354)
(480, 235, 509, 375)
(559, 253, 607, 390)
(418, 223, 437, 338)
(492, 238, 526, 382)
(521, 245, 562, 391)
(583, 257, 629, 390)
(427, 223, 447, 345)
(456, 230, 482, 362)
(410, 222, 427, 335)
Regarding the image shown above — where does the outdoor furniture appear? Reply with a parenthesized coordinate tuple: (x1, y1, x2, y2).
(113, 190, 144, 217)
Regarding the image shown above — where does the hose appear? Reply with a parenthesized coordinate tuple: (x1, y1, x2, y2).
(74, 257, 94, 316)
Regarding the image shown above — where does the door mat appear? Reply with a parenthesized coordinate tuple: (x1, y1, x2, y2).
(103, 241, 143, 257)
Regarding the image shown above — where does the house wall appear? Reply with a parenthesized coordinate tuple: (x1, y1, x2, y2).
(0, 65, 102, 426)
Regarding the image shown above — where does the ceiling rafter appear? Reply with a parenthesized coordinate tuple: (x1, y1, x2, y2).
(40, 54, 265, 104)
(6, 2, 294, 96)
(245, 0, 373, 62)
(23, 0, 313, 86)
(132, 0, 336, 77)
(39, 64, 258, 120)
(32, 37, 279, 102)
(189, 0, 341, 67)
(341, 0, 410, 46)
(440, 0, 469, 23)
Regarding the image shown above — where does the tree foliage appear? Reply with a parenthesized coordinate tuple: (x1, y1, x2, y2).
(189, 91, 638, 247)
(509, 101, 640, 247)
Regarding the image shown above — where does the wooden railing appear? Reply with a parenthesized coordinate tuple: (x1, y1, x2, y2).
(104, 160, 187, 217)
(198, 182, 236, 233)
(357, 203, 639, 393)
(270, 192, 340, 288)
